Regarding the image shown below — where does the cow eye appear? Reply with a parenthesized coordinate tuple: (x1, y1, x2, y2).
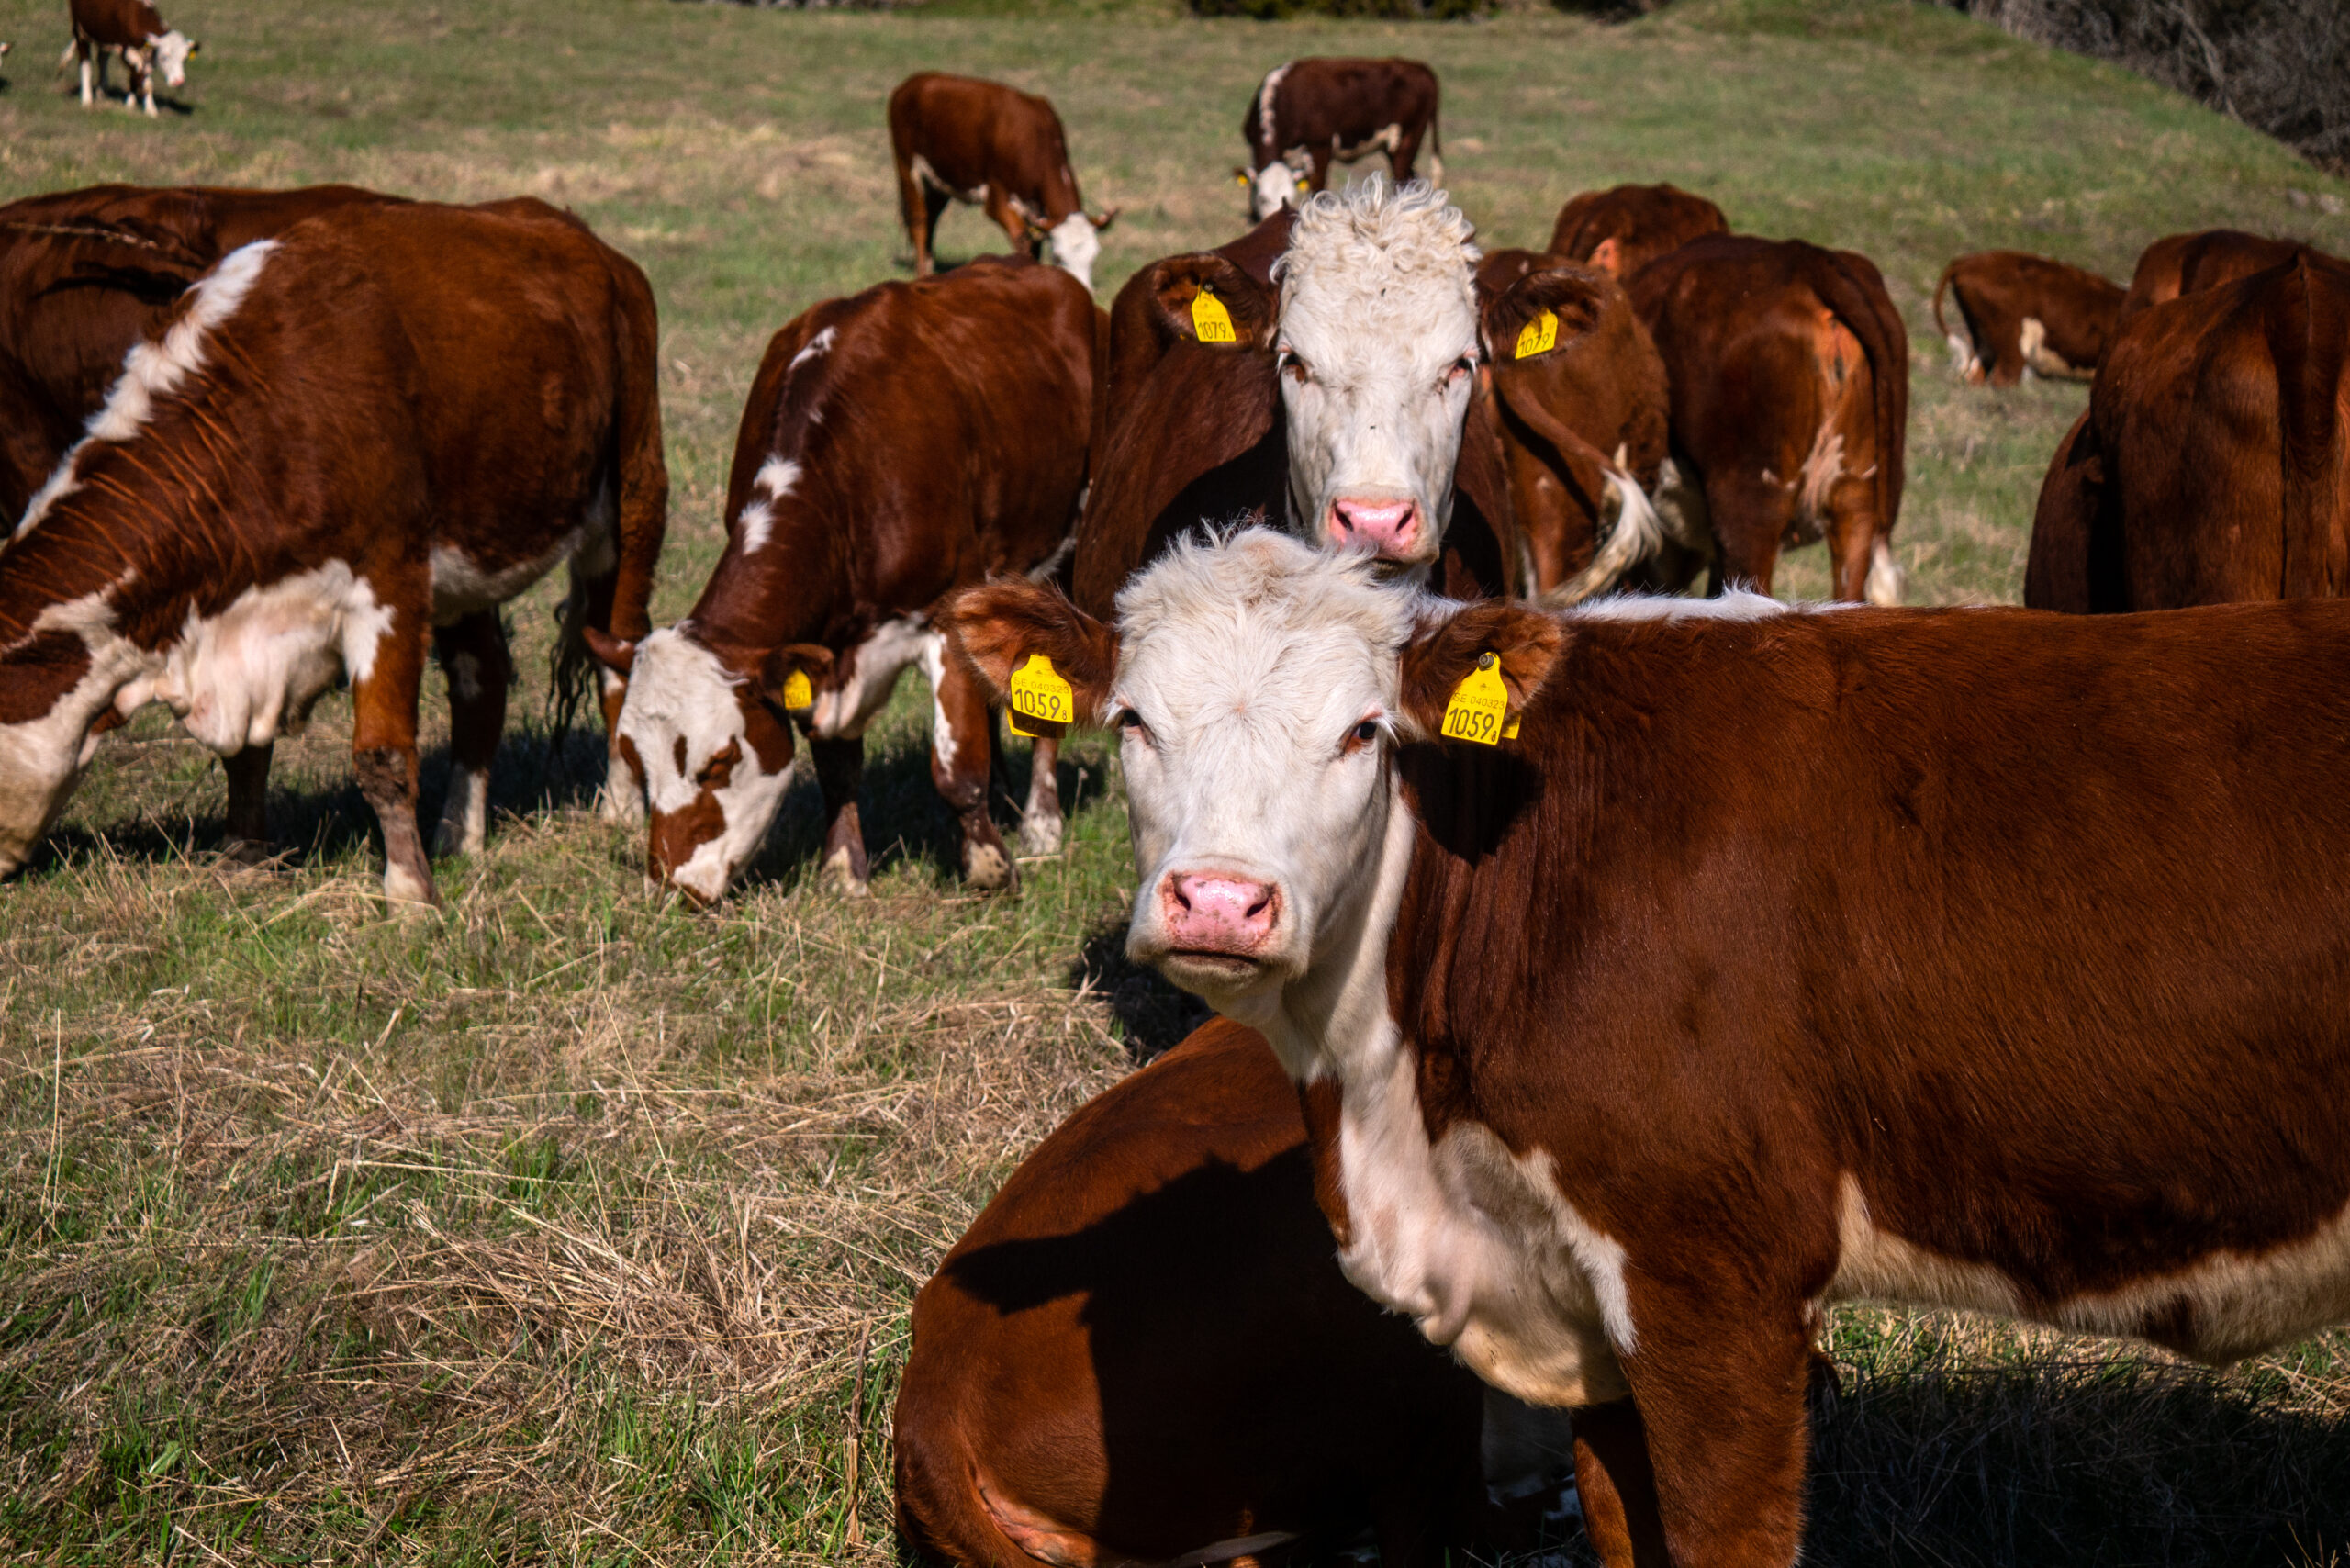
(1445, 355, 1475, 386)
(1113, 706, 1147, 738)
(1280, 350, 1310, 385)
(1342, 717, 1383, 756)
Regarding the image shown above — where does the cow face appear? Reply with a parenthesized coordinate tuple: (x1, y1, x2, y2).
(1248, 162, 1302, 221)
(151, 31, 196, 88)
(1044, 211, 1115, 293)
(1274, 180, 1482, 571)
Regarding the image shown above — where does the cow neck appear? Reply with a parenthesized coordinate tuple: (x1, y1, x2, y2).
(681, 487, 844, 662)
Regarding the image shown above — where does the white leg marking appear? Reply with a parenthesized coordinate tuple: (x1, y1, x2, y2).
(1864, 537, 1904, 607)
(431, 762, 490, 857)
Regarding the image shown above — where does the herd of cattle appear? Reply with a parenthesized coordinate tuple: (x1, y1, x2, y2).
(4, 45, 2349, 1568)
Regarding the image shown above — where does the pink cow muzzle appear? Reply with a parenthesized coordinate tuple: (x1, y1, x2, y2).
(1326, 497, 1422, 561)
(1160, 871, 1281, 958)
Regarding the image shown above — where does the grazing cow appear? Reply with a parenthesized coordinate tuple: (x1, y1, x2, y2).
(1239, 59, 1442, 224)
(1629, 234, 1908, 603)
(1074, 177, 1519, 620)
(2115, 228, 2311, 328)
(948, 526, 2350, 1568)
(1546, 183, 1728, 282)
(0, 200, 667, 902)
(2026, 250, 2350, 613)
(63, 0, 196, 117)
(586, 258, 1098, 906)
(889, 73, 1117, 291)
(896, 1016, 1579, 1568)
(1932, 251, 2123, 385)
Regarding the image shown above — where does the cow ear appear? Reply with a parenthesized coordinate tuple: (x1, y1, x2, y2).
(582, 627, 636, 676)
(758, 644, 834, 711)
(943, 578, 1116, 726)
(1398, 601, 1566, 741)
(1588, 236, 1622, 277)
(1091, 207, 1119, 232)
(1480, 263, 1608, 365)
(1147, 254, 1273, 350)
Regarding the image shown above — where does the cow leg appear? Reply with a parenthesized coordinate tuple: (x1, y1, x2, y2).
(924, 633, 1013, 891)
(220, 743, 274, 864)
(1020, 733, 1063, 857)
(985, 188, 1035, 260)
(431, 610, 510, 857)
(899, 157, 939, 277)
(1307, 146, 1335, 197)
(811, 736, 870, 896)
(82, 50, 95, 106)
(1391, 127, 1425, 185)
(1701, 474, 1790, 599)
(1570, 1399, 1671, 1568)
(351, 602, 437, 908)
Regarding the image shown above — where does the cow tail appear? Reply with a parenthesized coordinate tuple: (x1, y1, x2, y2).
(2270, 253, 2348, 597)
(1930, 263, 1954, 344)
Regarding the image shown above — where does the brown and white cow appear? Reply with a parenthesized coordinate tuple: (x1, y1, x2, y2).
(895, 1015, 1579, 1568)
(1932, 251, 2123, 385)
(1239, 59, 1442, 223)
(2026, 250, 2350, 613)
(0, 200, 666, 902)
(1629, 233, 1908, 603)
(1546, 183, 1728, 283)
(62, 0, 196, 117)
(2114, 228, 2315, 330)
(948, 526, 2350, 1568)
(889, 73, 1117, 291)
(588, 258, 1098, 906)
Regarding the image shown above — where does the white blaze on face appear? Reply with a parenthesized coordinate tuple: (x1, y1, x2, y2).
(1045, 212, 1102, 292)
(611, 627, 794, 904)
(151, 30, 193, 87)
(1249, 161, 1302, 222)
(1273, 179, 1482, 568)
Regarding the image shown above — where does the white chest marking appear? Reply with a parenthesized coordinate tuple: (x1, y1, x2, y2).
(810, 614, 934, 741)
(151, 563, 395, 753)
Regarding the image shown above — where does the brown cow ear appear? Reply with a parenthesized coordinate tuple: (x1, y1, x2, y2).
(942, 579, 1116, 726)
(1147, 254, 1274, 350)
(1398, 601, 1566, 741)
(582, 627, 636, 676)
(1091, 207, 1119, 232)
(1480, 264, 1608, 365)
(758, 644, 834, 711)
(1588, 236, 1622, 277)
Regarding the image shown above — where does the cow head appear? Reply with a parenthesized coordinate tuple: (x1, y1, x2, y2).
(1244, 161, 1304, 222)
(1273, 179, 1483, 572)
(151, 31, 197, 88)
(589, 624, 832, 907)
(946, 530, 1559, 1017)
(0, 607, 145, 883)
(1035, 209, 1117, 293)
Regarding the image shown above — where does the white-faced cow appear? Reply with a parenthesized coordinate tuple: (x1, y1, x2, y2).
(62, 0, 196, 117)
(588, 257, 1099, 907)
(1240, 59, 1442, 223)
(0, 200, 667, 903)
(949, 525, 2350, 1568)
(889, 73, 1117, 292)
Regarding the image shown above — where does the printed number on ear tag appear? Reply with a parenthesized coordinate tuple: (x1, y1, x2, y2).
(1192, 288, 1237, 344)
(780, 669, 813, 710)
(1515, 309, 1559, 361)
(1441, 653, 1512, 746)
(1008, 653, 1075, 738)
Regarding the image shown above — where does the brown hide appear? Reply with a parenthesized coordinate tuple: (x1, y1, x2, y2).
(1243, 58, 1442, 193)
(1547, 184, 1728, 282)
(70, 0, 166, 48)
(1628, 234, 1908, 600)
(889, 73, 1098, 274)
(2116, 228, 2314, 329)
(1101, 211, 1290, 437)
(1931, 251, 2122, 385)
(893, 1018, 1488, 1568)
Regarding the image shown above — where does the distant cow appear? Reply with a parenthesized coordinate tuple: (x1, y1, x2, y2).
(1546, 183, 1728, 281)
(0, 201, 667, 902)
(2027, 251, 2350, 612)
(2115, 228, 2311, 329)
(587, 258, 1099, 906)
(1630, 233, 1908, 602)
(895, 1017, 1577, 1568)
(889, 73, 1117, 292)
(1240, 59, 1442, 224)
(63, 0, 196, 117)
(949, 524, 2350, 1568)
(1933, 251, 2122, 385)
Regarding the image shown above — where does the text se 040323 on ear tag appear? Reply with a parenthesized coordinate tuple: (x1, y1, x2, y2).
(1009, 654, 1075, 738)
(1192, 289, 1237, 344)
(780, 669, 813, 710)
(1515, 308, 1559, 360)
(1442, 654, 1514, 745)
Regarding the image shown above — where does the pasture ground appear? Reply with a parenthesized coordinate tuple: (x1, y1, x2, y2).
(1, 0, 2347, 1561)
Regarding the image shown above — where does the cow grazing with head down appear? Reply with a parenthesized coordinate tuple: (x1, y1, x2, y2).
(2115, 228, 2312, 330)
(2027, 250, 2350, 614)
(890, 73, 1117, 292)
(1629, 233, 1908, 603)
(588, 258, 1099, 907)
(948, 525, 2350, 1568)
(1546, 183, 1728, 282)
(1239, 59, 1442, 224)
(1932, 251, 2123, 385)
(63, 0, 196, 117)
(0, 200, 666, 903)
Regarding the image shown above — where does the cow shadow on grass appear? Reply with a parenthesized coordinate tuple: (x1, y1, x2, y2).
(1067, 920, 1206, 1065)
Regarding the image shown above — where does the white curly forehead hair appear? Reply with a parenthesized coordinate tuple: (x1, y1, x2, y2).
(1272, 175, 1482, 325)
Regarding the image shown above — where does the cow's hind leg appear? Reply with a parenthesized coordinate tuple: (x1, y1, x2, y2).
(431, 610, 510, 857)
(220, 742, 275, 865)
(811, 736, 870, 896)
(923, 633, 1014, 891)
(1701, 471, 1793, 599)
(351, 595, 437, 907)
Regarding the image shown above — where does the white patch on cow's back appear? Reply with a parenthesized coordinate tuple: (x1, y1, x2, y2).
(787, 327, 835, 375)
(1255, 62, 1292, 151)
(736, 457, 801, 555)
(811, 614, 930, 741)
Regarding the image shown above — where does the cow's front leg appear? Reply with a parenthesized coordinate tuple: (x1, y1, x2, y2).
(811, 736, 869, 896)
(81, 50, 96, 106)
(431, 610, 510, 857)
(221, 742, 275, 864)
(925, 634, 1013, 891)
(985, 187, 1035, 260)
(1570, 1399, 1671, 1568)
(1019, 733, 1063, 857)
(350, 601, 436, 907)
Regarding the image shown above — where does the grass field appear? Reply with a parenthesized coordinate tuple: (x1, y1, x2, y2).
(2, 0, 2348, 1562)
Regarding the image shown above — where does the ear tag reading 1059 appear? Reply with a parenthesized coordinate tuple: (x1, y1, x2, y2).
(1442, 653, 1512, 746)
(1515, 308, 1559, 361)
(780, 669, 813, 710)
(1192, 288, 1237, 344)
(1008, 653, 1075, 738)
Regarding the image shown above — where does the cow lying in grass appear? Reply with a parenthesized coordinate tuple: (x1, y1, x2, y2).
(948, 527, 2350, 1568)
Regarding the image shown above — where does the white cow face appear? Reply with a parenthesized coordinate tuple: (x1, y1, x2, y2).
(1045, 211, 1113, 293)
(1274, 179, 1483, 571)
(151, 30, 196, 88)
(1249, 162, 1302, 221)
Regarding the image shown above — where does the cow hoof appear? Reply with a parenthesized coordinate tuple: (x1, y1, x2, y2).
(1019, 814, 1065, 857)
(819, 846, 870, 898)
(381, 862, 441, 912)
(963, 842, 1014, 892)
(219, 836, 277, 870)
(429, 821, 484, 859)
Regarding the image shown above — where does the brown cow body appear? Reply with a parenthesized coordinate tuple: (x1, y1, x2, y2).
(64, 0, 196, 117)
(1629, 234, 1908, 602)
(0, 200, 666, 902)
(889, 73, 1114, 290)
(1240, 59, 1441, 220)
(2115, 228, 2311, 329)
(1547, 184, 1728, 282)
(1932, 250, 2121, 385)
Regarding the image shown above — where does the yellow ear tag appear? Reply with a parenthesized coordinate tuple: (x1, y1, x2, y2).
(1515, 309, 1559, 361)
(1008, 653, 1075, 738)
(780, 669, 813, 710)
(1192, 288, 1237, 344)
(1441, 653, 1511, 746)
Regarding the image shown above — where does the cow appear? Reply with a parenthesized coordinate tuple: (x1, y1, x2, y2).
(946, 524, 2350, 1568)
(2115, 228, 2311, 330)
(1073, 177, 1520, 622)
(2026, 250, 2350, 613)
(1546, 183, 1728, 282)
(62, 0, 196, 117)
(1932, 251, 2123, 386)
(1239, 59, 1442, 224)
(1628, 233, 1908, 603)
(889, 73, 1117, 292)
(0, 200, 667, 904)
(584, 258, 1098, 907)
(895, 1015, 1580, 1568)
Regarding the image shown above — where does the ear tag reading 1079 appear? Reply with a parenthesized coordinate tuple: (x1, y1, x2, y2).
(1442, 653, 1513, 746)
(1008, 653, 1075, 738)
(780, 669, 813, 710)
(1192, 288, 1237, 344)
(1515, 309, 1560, 361)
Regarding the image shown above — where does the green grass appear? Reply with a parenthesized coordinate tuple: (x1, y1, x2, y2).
(2, 0, 2348, 1561)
